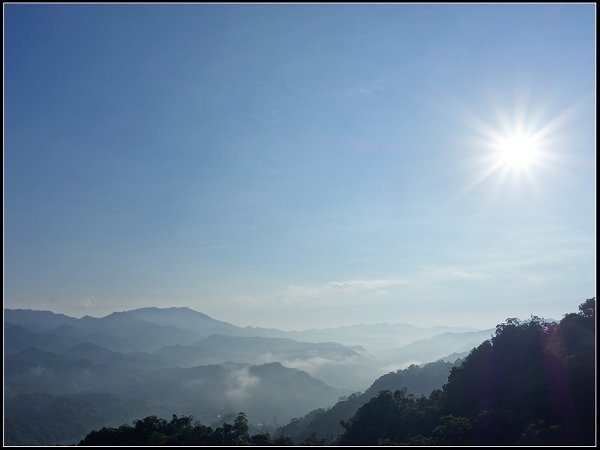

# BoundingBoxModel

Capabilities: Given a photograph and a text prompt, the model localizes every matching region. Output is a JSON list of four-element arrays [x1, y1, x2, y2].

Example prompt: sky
[[4, 4, 596, 330]]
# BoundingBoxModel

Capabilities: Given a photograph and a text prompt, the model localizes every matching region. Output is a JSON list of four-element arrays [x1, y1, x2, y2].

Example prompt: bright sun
[[453, 95, 582, 201], [495, 133, 539, 169]]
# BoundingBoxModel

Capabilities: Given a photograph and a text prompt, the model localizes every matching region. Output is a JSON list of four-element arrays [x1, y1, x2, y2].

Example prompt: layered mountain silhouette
[[4, 306, 491, 445]]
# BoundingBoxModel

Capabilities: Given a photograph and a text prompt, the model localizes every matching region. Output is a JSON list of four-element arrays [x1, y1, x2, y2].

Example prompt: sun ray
[[445, 94, 587, 209]]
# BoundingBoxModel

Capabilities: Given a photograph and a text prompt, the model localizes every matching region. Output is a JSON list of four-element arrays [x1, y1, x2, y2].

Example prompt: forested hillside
[[77, 298, 595, 446], [278, 358, 459, 443], [337, 298, 595, 445]]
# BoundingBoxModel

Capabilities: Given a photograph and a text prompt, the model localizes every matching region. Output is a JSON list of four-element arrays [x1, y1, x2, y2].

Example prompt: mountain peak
[[129, 306, 213, 318]]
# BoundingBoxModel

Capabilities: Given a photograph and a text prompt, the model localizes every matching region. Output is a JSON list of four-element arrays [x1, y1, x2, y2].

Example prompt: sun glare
[[451, 96, 581, 201], [495, 133, 539, 169]]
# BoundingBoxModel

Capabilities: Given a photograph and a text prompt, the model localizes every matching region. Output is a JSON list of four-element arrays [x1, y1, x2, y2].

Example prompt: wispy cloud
[[416, 266, 484, 282], [225, 367, 260, 401], [283, 278, 403, 302], [189, 242, 590, 328], [279, 267, 484, 306]]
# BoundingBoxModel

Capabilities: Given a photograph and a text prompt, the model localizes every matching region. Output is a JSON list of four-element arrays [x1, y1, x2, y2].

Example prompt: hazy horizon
[[5, 5, 595, 331], [2, 300, 578, 333]]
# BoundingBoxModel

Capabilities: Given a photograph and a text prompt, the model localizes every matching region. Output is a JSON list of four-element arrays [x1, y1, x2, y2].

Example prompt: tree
[[518, 420, 564, 445], [301, 433, 329, 445], [432, 415, 471, 444], [578, 297, 595, 320], [232, 412, 250, 445], [272, 435, 293, 445], [250, 433, 272, 445]]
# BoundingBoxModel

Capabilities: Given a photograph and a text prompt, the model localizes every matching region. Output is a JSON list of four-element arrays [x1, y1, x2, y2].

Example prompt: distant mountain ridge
[[5, 305, 493, 445], [5, 306, 489, 390], [4, 309, 80, 331], [127, 307, 246, 337], [380, 329, 495, 365], [6, 306, 482, 349]]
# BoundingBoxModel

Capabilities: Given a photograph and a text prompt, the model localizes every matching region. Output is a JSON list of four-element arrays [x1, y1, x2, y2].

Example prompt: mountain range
[[4, 306, 492, 445]]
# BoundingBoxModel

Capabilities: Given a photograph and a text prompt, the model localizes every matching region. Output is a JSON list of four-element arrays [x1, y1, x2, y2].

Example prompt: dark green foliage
[[337, 389, 439, 445], [250, 432, 272, 445], [79, 415, 210, 446], [431, 415, 471, 444], [272, 435, 294, 445], [301, 433, 330, 445], [517, 420, 566, 445], [443, 302, 595, 445], [558, 298, 596, 444], [79, 412, 292, 446], [337, 298, 596, 446]]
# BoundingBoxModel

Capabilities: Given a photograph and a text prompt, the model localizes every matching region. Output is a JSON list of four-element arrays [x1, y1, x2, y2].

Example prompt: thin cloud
[[225, 367, 260, 401], [282, 278, 404, 304], [279, 267, 484, 306]]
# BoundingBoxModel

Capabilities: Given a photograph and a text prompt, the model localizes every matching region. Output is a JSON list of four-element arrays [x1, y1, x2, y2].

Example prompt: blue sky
[[4, 4, 595, 329]]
